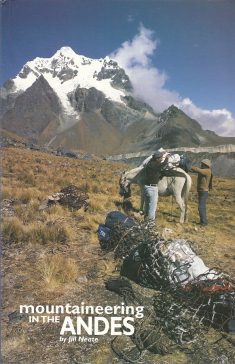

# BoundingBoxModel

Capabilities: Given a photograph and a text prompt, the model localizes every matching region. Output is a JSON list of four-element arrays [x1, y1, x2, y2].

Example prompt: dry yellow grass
[[1, 146, 235, 364], [2, 216, 27, 244], [2, 217, 72, 245], [2, 334, 28, 357], [38, 254, 78, 290]]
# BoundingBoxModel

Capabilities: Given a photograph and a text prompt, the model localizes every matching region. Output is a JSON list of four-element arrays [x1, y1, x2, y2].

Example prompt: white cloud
[[110, 25, 235, 137], [178, 98, 235, 136]]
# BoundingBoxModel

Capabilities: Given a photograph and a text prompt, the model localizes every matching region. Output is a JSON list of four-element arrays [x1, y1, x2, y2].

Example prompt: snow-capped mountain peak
[[54, 46, 78, 57], [7, 46, 132, 115]]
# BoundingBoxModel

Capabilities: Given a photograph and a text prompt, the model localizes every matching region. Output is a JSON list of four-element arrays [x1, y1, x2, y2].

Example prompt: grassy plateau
[[1, 147, 235, 364]]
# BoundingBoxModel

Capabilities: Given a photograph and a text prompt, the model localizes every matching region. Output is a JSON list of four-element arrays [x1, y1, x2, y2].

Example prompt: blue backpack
[[97, 224, 111, 244], [97, 211, 136, 250]]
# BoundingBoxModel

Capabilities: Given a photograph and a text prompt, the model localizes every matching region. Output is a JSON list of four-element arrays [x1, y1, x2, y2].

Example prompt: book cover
[[1, 1, 235, 363]]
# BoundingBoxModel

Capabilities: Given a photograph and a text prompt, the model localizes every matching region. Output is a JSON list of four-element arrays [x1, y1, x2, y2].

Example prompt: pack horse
[[119, 165, 192, 223]]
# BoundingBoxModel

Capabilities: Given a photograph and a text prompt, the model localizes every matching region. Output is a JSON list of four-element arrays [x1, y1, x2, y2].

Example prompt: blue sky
[[1, 0, 235, 135]]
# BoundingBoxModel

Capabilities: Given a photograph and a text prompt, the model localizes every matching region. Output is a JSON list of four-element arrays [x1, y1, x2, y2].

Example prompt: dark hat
[[152, 151, 164, 159]]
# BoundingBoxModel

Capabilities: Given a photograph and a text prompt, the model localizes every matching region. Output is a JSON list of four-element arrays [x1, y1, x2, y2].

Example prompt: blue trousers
[[198, 191, 208, 224], [144, 185, 158, 221]]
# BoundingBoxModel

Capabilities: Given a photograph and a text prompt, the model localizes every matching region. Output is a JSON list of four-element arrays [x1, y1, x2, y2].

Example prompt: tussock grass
[[29, 222, 71, 244], [88, 194, 111, 213], [2, 217, 72, 245], [17, 170, 37, 186], [77, 182, 91, 193], [2, 186, 44, 203], [2, 217, 27, 244], [79, 214, 100, 231], [91, 184, 101, 193], [38, 255, 78, 287], [2, 334, 27, 357], [45, 203, 69, 217], [15, 201, 47, 224]]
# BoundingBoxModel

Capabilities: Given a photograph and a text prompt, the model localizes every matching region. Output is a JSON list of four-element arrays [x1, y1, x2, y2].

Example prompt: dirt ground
[[1, 147, 235, 364]]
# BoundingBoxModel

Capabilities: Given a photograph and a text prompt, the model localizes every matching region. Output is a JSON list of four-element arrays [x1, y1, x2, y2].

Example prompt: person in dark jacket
[[191, 159, 212, 226], [143, 151, 165, 222]]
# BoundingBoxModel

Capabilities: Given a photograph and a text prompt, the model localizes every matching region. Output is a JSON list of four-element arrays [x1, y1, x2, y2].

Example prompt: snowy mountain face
[[3, 46, 132, 117], [2, 46, 234, 154], [1, 46, 161, 152]]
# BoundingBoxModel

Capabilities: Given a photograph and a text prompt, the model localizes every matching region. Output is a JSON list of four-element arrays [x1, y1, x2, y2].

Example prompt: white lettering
[[110, 317, 122, 335], [123, 317, 135, 335], [94, 317, 109, 335], [77, 317, 93, 335], [60, 317, 76, 335]]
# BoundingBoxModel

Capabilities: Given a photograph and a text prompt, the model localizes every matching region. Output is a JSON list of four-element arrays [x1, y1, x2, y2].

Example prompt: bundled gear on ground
[[97, 211, 138, 253], [39, 185, 89, 211], [98, 213, 235, 360]]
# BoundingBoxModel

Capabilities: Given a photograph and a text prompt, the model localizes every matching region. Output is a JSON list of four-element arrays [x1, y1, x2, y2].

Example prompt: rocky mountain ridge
[[1, 47, 130, 115], [1, 47, 235, 154]]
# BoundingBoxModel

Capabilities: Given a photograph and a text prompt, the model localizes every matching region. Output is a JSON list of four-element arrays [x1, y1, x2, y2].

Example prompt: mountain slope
[[1, 47, 234, 154], [50, 111, 122, 155], [1, 76, 62, 140], [151, 105, 235, 148]]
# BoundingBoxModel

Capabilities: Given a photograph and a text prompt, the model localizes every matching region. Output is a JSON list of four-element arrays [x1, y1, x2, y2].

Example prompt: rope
[[102, 223, 235, 362]]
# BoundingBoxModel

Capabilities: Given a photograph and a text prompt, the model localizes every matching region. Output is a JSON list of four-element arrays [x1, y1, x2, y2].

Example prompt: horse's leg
[[174, 192, 185, 223], [140, 185, 145, 213], [184, 200, 188, 223], [183, 180, 190, 223]]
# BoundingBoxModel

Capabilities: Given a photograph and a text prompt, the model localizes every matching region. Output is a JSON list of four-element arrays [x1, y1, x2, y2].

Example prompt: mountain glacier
[[1, 46, 235, 155], [3, 46, 131, 116]]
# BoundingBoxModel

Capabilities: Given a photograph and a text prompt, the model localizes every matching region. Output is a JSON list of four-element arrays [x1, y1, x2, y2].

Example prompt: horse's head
[[119, 171, 131, 199]]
